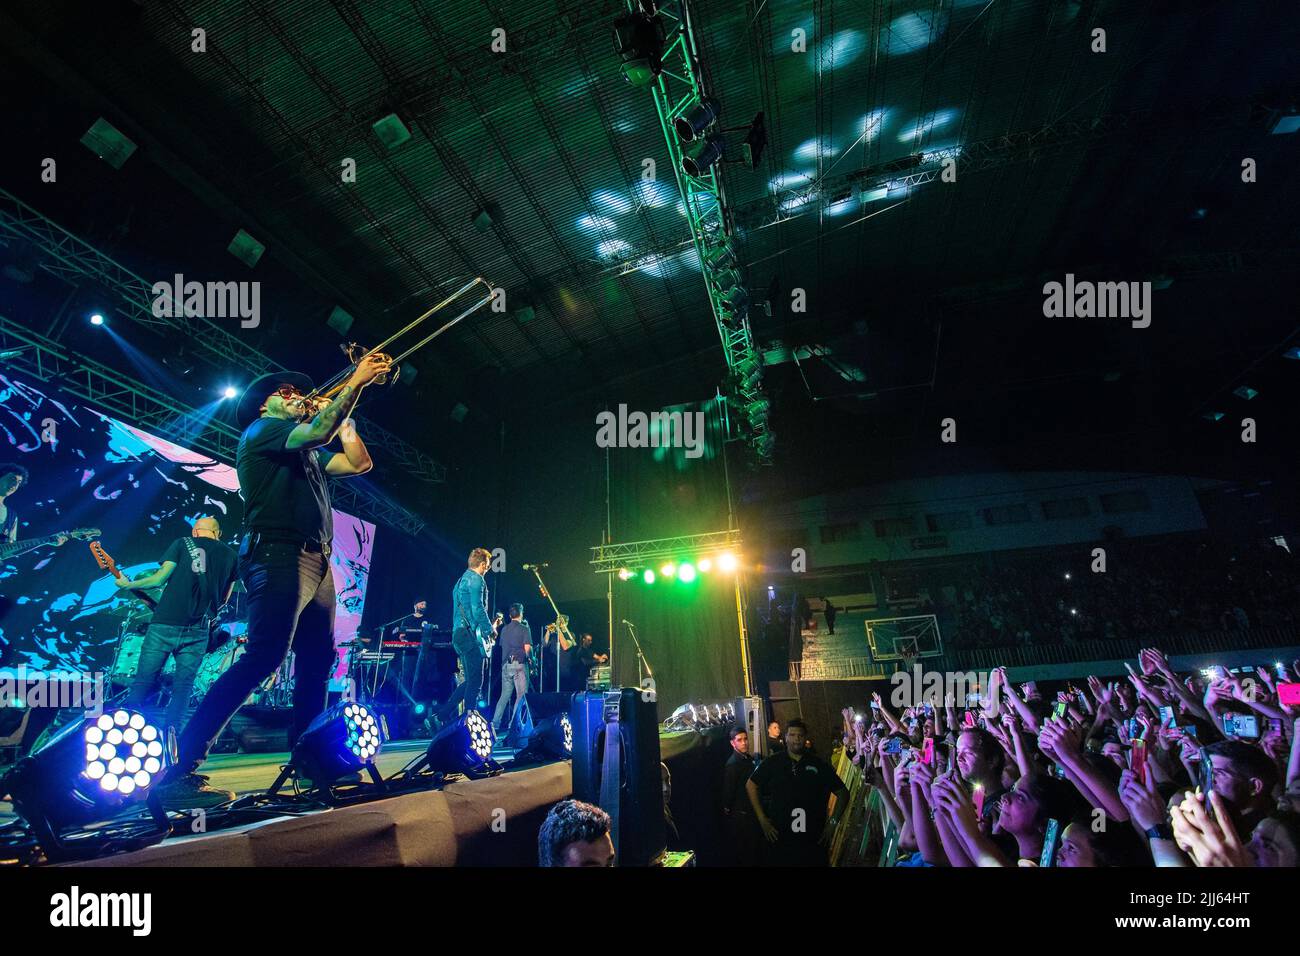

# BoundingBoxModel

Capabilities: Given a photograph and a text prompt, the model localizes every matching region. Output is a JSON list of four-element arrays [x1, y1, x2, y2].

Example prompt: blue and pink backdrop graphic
[[0, 370, 373, 686]]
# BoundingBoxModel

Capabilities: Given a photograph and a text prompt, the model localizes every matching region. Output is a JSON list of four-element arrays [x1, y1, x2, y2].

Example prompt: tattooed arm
[[286, 354, 390, 451]]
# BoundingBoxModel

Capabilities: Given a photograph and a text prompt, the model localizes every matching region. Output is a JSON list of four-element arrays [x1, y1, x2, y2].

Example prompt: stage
[[3, 724, 734, 866], [2, 739, 573, 867]]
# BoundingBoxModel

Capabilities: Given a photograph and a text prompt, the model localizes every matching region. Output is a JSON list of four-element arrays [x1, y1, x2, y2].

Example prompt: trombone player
[[160, 354, 390, 808]]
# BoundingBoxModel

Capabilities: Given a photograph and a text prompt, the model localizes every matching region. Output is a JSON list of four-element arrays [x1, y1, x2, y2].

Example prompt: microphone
[[621, 619, 635, 626], [523, 562, 550, 570]]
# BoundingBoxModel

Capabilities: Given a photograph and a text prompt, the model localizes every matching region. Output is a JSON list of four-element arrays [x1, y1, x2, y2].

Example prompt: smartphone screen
[[1199, 748, 1215, 817], [1131, 739, 1148, 786], [1052, 701, 1068, 719], [1232, 714, 1259, 739], [884, 737, 903, 755], [972, 784, 985, 818], [1039, 818, 1061, 867], [963, 711, 976, 729], [1159, 705, 1175, 725], [921, 737, 935, 766], [1278, 683, 1300, 707]]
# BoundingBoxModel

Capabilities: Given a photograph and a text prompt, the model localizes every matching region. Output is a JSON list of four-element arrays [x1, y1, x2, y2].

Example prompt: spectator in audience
[[1200, 739, 1280, 838], [766, 719, 786, 755], [722, 726, 761, 866], [746, 718, 849, 866], [538, 799, 615, 867], [1056, 815, 1149, 867]]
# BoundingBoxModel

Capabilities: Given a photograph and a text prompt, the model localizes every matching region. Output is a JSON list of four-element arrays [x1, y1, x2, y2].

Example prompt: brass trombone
[[304, 276, 496, 409]]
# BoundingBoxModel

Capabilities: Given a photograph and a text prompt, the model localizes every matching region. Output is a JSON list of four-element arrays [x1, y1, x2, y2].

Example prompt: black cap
[[236, 371, 315, 428]]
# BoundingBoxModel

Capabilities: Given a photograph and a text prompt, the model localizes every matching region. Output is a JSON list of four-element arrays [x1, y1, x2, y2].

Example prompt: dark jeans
[[126, 622, 209, 734], [438, 627, 485, 723], [176, 542, 335, 774]]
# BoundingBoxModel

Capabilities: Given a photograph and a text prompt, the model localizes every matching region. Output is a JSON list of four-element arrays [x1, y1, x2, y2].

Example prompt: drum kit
[[103, 581, 274, 709]]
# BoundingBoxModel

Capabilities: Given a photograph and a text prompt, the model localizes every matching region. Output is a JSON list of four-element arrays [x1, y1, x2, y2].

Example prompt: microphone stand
[[528, 565, 574, 693], [624, 620, 653, 689]]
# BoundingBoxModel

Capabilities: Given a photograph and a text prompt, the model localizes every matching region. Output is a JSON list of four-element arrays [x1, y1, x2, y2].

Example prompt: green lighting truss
[[0, 186, 447, 484], [0, 314, 426, 536], [590, 528, 742, 575], [626, 0, 772, 460]]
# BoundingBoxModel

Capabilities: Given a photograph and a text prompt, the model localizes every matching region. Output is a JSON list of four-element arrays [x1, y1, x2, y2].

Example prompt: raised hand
[[349, 353, 393, 387], [1170, 791, 1252, 867], [1119, 768, 1166, 831]]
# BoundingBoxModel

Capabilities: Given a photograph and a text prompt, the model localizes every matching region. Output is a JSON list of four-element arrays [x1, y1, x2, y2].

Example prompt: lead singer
[[159, 354, 391, 808]]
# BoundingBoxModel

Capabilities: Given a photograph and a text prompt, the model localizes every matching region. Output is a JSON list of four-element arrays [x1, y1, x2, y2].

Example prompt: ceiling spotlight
[[661, 562, 676, 578], [675, 98, 721, 143], [613, 8, 667, 87], [678, 562, 697, 583], [718, 552, 738, 572], [618, 568, 633, 581], [703, 243, 738, 271], [683, 135, 727, 177], [713, 267, 742, 294], [643, 568, 656, 584], [698, 557, 713, 572], [89, 314, 105, 326], [222, 386, 238, 400]]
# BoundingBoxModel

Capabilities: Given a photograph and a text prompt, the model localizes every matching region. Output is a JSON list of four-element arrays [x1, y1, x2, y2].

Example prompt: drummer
[[114, 516, 238, 735]]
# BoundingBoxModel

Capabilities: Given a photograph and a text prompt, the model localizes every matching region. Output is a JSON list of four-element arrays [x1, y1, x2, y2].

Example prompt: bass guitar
[[88, 540, 158, 610]]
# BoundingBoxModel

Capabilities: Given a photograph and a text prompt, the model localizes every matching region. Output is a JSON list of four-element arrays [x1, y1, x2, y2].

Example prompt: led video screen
[[0, 370, 373, 685]]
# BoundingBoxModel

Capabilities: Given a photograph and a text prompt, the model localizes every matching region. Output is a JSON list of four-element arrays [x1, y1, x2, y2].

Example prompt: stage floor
[[0, 737, 524, 827]]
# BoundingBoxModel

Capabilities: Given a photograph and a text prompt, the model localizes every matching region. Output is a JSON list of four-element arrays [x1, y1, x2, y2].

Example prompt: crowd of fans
[[935, 537, 1300, 649], [536, 645, 1299, 867], [830, 648, 1299, 867]]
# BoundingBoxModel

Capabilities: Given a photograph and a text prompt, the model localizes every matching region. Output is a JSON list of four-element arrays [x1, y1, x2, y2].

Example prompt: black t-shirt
[[748, 749, 846, 836], [236, 417, 333, 544], [151, 537, 239, 627], [722, 750, 756, 815]]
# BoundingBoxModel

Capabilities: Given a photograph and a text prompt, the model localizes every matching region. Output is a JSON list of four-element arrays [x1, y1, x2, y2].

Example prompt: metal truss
[[0, 314, 427, 536], [626, 0, 772, 459], [0, 186, 447, 484], [590, 528, 742, 574]]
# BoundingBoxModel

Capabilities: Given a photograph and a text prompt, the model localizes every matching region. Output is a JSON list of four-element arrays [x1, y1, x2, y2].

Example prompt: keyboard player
[[389, 600, 431, 642]]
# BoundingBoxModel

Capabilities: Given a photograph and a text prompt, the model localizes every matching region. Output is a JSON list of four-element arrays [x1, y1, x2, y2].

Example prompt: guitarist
[[0, 463, 70, 557], [435, 547, 499, 729], [114, 516, 238, 737]]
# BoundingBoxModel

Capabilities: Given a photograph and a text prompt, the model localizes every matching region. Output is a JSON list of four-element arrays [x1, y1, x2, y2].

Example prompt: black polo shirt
[[749, 749, 847, 836], [498, 620, 530, 662]]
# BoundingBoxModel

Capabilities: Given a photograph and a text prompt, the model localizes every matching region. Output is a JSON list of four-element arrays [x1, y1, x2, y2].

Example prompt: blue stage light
[[89, 314, 105, 326], [514, 710, 573, 761], [273, 701, 388, 794], [3, 710, 173, 857], [222, 386, 238, 400], [417, 709, 501, 779]]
